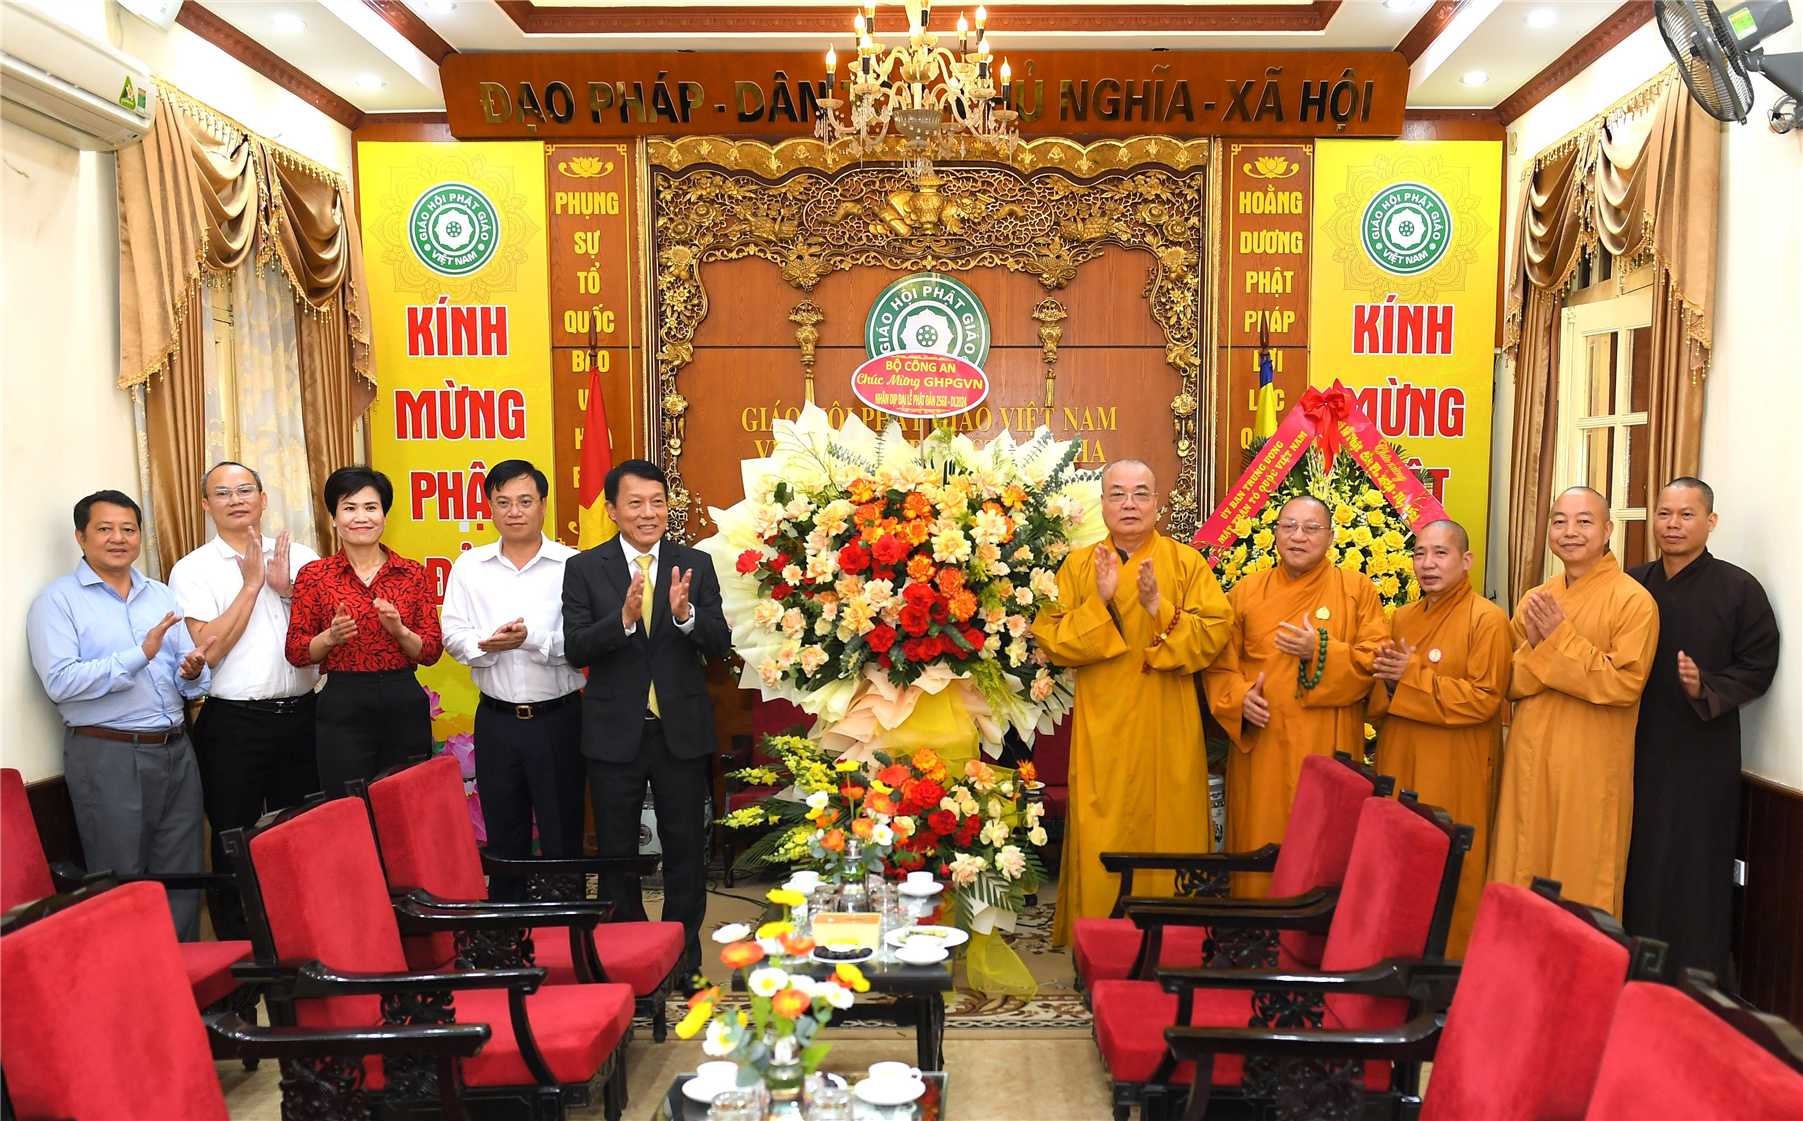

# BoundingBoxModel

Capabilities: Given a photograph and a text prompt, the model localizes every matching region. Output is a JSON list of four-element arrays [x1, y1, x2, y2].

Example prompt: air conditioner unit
[[1, 3, 157, 151]]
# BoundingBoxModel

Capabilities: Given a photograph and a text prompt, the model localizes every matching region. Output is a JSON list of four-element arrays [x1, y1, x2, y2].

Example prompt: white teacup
[[904, 871, 935, 886], [868, 1061, 923, 1083], [903, 933, 941, 951], [696, 1060, 738, 1087], [790, 870, 822, 887]]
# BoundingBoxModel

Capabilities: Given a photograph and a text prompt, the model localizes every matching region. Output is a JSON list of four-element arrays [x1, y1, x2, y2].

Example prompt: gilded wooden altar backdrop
[[645, 135, 1211, 542]]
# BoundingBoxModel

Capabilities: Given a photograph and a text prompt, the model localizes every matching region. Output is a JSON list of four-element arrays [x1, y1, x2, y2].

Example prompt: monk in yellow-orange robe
[[1203, 496, 1387, 896], [1033, 461, 1232, 946], [1490, 488, 1658, 916], [1371, 521, 1511, 957]]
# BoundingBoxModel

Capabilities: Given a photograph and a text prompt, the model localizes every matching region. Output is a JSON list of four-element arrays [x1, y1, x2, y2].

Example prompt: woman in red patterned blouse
[[286, 467, 443, 796]]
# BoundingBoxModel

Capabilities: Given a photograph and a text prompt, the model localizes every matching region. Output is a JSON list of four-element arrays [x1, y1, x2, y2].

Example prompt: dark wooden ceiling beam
[[1396, 0, 1468, 64], [175, 3, 364, 129], [496, 1, 1344, 36], [1496, 0, 1654, 124], [362, 0, 457, 65]]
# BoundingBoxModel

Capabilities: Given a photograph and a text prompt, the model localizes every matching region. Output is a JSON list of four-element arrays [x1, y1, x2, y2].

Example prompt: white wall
[[1499, 24, 1803, 792], [0, 2, 353, 781]]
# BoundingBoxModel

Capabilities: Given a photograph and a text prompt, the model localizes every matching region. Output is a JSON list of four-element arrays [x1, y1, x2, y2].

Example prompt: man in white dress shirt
[[169, 462, 319, 939], [442, 460, 586, 900]]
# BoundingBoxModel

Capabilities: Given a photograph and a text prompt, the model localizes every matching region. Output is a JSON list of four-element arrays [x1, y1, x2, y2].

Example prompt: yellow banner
[[1309, 139, 1501, 581], [359, 140, 553, 737]]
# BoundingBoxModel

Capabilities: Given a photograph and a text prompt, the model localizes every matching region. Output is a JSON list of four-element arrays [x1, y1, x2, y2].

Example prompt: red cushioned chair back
[[1317, 797, 1451, 1029], [1585, 982, 1803, 1121], [368, 755, 489, 902], [1421, 883, 1630, 1121], [1032, 719, 1071, 787], [248, 797, 409, 1028], [0, 768, 55, 913], [1266, 754, 1373, 967], [1, 881, 230, 1120], [752, 696, 813, 764]]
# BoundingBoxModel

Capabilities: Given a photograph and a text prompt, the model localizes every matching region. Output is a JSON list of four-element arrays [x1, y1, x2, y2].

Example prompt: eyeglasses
[[209, 485, 260, 500], [1276, 520, 1328, 537]]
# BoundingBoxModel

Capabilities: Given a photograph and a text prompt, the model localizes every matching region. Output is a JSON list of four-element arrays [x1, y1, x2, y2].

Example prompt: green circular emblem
[[407, 181, 501, 277], [865, 273, 990, 367], [1360, 181, 1453, 277]]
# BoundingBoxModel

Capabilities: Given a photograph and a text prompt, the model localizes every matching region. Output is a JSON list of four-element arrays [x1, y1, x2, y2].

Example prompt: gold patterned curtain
[[1502, 68, 1719, 603], [116, 81, 373, 575]]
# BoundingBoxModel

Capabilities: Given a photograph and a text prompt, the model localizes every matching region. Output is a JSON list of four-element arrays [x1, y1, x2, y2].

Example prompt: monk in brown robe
[[1491, 487, 1659, 915], [1203, 495, 1387, 895], [1371, 520, 1510, 956]]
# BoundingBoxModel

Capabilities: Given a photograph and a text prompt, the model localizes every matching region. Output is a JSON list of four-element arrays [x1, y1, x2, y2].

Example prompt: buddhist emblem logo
[[866, 272, 990, 367], [1360, 182, 1453, 277], [408, 182, 501, 277]]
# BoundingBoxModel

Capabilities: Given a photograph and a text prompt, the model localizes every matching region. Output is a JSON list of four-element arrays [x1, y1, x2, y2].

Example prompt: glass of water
[[708, 1088, 763, 1121], [805, 1085, 855, 1120]]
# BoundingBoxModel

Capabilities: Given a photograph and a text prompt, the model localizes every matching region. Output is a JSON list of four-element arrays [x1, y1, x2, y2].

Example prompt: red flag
[[577, 363, 616, 547]]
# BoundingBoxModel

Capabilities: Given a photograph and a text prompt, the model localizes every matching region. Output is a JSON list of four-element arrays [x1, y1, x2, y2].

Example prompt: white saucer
[[855, 1077, 927, 1105], [897, 880, 944, 897], [884, 924, 968, 949], [681, 1077, 743, 1104], [894, 942, 950, 965]]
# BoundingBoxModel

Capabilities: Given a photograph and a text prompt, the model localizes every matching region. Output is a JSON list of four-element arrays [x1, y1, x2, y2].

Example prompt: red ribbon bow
[[1299, 382, 1356, 460]]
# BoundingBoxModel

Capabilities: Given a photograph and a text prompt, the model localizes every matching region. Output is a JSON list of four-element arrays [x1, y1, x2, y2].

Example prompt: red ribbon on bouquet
[[1298, 384, 1356, 461]]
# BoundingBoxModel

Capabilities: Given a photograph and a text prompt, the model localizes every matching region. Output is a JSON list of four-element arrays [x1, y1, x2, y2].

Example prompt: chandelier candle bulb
[[1000, 59, 1010, 105], [826, 46, 837, 81], [957, 13, 967, 51], [975, 4, 985, 34]]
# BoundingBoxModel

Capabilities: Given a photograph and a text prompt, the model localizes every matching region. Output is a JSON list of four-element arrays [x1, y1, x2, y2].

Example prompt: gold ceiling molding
[[648, 135, 1210, 541]]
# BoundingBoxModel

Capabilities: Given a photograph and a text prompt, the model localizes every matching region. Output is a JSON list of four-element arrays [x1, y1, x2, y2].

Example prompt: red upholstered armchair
[[356, 755, 686, 1041], [1089, 792, 1472, 1121], [1030, 717, 1072, 828], [719, 696, 813, 885], [1071, 752, 1390, 992], [0, 767, 254, 1019], [2, 878, 487, 1121], [221, 796, 638, 1121], [1586, 971, 1803, 1120]]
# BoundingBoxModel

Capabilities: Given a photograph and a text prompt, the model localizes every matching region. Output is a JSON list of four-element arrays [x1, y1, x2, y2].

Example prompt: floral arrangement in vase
[[697, 402, 1105, 763], [675, 887, 870, 1094]]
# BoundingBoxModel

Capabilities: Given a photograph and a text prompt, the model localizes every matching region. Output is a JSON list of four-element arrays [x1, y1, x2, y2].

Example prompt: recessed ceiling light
[[1525, 7, 1558, 27], [355, 74, 386, 90], [1384, 0, 1418, 9], [270, 12, 305, 32], [1461, 70, 1490, 85]]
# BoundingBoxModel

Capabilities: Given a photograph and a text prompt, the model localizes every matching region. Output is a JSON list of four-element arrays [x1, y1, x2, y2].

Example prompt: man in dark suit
[[563, 459, 730, 984]]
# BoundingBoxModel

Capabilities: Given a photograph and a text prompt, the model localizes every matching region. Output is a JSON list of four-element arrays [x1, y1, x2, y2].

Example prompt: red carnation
[[872, 534, 910, 567], [866, 625, 897, 653], [878, 652, 893, 669], [911, 779, 946, 808], [838, 542, 870, 574], [901, 639, 923, 662], [918, 635, 945, 660], [902, 582, 938, 608], [899, 604, 931, 637], [772, 584, 794, 599], [956, 816, 981, 846], [929, 600, 949, 623], [894, 850, 926, 870], [927, 810, 958, 835], [736, 550, 763, 575]]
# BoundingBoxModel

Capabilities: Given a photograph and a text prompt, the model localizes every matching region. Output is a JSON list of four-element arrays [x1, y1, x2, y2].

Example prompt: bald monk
[[1370, 520, 1510, 956], [1033, 459, 1232, 946], [1490, 487, 1658, 915], [1203, 495, 1387, 895]]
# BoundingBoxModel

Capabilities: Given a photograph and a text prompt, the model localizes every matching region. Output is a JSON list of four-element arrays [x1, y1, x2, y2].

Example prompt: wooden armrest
[[1164, 1011, 1445, 1064], [47, 862, 232, 894], [393, 896, 606, 934], [205, 1011, 491, 1060], [397, 887, 615, 921], [478, 852, 660, 878], [1117, 886, 1332, 914], [1126, 899, 1336, 933], [1100, 845, 1280, 875], [234, 958, 547, 997], [1156, 960, 1415, 997]]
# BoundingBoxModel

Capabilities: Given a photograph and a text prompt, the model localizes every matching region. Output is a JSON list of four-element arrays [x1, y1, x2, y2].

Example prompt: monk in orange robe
[[1203, 495, 1387, 896], [1033, 460, 1232, 946], [1490, 487, 1659, 916], [1370, 520, 1510, 956]]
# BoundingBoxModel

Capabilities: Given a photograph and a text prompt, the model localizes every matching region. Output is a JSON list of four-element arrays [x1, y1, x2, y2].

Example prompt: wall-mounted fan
[[1657, 0, 1802, 133]]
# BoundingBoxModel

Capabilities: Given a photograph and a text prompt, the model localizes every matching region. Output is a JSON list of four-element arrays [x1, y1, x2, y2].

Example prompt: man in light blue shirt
[[26, 490, 213, 939]]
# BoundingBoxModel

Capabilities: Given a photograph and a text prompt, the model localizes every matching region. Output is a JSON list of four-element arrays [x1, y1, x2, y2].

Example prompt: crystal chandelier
[[816, 1, 1020, 177]]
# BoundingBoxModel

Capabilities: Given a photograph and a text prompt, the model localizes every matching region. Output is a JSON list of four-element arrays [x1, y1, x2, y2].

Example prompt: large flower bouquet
[[1212, 446, 1429, 623], [722, 736, 1050, 926], [697, 402, 1105, 762]]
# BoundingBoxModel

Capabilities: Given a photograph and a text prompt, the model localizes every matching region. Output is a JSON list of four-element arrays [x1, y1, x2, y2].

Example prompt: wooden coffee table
[[652, 1070, 949, 1121], [728, 954, 955, 1072]]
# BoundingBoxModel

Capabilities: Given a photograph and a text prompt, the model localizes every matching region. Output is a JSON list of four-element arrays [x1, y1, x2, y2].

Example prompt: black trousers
[[588, 718, 708, 975], [192, 695, 319, 939], [315, 670, 433, 799], [474, 696, 586, 902]]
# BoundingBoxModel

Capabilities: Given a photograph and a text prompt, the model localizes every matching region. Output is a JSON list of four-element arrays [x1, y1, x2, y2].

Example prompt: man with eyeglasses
[[1203, 494, 1387, 896], [1368, 519, 1510, 957], [167, 462, 320, 938], [1490, 486, 1658, 917], [442, 460, 585, 901], [1033, 459, 1232, 944]]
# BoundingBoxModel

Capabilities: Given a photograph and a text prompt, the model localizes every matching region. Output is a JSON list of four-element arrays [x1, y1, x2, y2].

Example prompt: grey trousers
[[62, 729, 205, 941]]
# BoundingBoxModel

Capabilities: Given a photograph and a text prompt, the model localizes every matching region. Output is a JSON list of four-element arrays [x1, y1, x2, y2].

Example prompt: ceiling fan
[[1656, 0, 1802, 132]]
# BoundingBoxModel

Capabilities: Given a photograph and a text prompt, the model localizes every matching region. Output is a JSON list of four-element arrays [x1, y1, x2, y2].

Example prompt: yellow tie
[[636, 553, 660, 717]]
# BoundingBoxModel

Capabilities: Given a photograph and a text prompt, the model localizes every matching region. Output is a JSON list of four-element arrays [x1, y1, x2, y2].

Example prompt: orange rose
[[907, 554, 936, 582], [911, 747, 942, 773], [821, 829, 846, 852], [904, 520, 932, 546], [948, 589, 978, 621], [720, 942, 765, 969], [1001, 485, 1027, 508], [935, 567, 965, 594], [771, 988, 812, 1019], [903, 492, 933, 520], [851, 817, 875, 839]]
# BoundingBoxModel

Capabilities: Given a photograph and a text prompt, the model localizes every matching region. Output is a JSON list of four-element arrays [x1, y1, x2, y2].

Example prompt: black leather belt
[[479, 691, 581, 720], [211, 695, 313, 715]]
